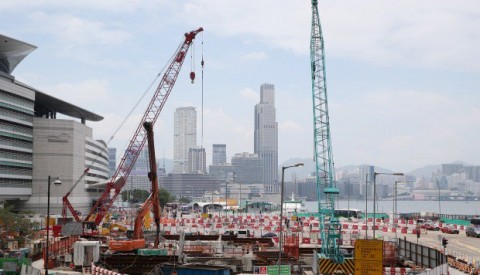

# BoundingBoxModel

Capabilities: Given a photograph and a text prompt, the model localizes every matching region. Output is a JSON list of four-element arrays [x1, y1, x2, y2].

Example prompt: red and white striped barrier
[[91, 263, 125, 275]]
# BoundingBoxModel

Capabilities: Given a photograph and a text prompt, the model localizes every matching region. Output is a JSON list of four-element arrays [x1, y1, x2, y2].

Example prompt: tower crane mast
[[85, 27, 203, 225], [310, 0, 343, 263]]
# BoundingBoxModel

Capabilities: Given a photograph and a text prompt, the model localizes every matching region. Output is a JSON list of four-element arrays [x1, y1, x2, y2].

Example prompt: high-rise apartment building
[[188, 146, 206, 174], [254, 83, 278, 193], [173, 107, 196, 173], [212, 144, 226, 165], [358, 164, 374, 198]]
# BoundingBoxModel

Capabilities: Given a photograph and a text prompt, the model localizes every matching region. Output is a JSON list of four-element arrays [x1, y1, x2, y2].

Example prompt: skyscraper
[[188, 146, 206, 174], [173, 107, 197, 173], [254, 83, 278, 193], [212, 144, 227, 165]]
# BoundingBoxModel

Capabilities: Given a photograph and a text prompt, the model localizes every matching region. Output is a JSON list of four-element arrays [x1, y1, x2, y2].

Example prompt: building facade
[[173, 107, 196, 173], [188, 146, 206, 174], [231, 152, 263, 185], [108, 147, 116, 178], [157, 173, 221, 199], [212, 144, 226, 165], [254, 83, 278, 193], [0, 34, 106, 215]]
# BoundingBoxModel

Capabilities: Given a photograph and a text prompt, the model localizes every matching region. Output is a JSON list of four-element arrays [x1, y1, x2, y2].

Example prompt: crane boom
[[143, 121, 161, 248], [62, 168, 89, 222], [310, 0, 343, 263], [86, 27, 204, 225]]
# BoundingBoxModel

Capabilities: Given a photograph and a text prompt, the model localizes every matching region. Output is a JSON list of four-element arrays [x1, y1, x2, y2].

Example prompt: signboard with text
[[253, 265, 291, 275], [354, 239, 383, 275]]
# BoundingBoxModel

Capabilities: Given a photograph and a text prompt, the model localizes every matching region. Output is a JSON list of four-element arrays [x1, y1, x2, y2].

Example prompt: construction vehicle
[[109, 122, 161, 251], [310, 0, 343, 263], [100, 223, 128, 236], [60, 27, 203, 229]]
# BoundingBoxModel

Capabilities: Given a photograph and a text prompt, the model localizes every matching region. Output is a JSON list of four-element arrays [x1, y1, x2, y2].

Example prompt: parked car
[[422, 222, 439, 231], [466, 225, 480, 238], [441, 225, 459, 234]]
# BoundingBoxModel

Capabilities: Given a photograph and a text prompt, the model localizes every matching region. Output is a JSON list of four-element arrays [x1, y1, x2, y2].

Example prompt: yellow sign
[[354, 261, 383, 275], [354, 239, 383, 275]]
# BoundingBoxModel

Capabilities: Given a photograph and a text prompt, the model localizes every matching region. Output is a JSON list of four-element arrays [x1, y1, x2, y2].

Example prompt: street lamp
[[278, 163, 304, 270], [365, 173, 369, 239], [436, 178, 442, 220], [45, 176, 61, 275], [345, 177, 356, 220], [373, 172, 403, 239]]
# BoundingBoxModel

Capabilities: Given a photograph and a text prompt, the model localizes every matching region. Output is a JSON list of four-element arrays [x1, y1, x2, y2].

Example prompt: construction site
[[1, 0, 479, 275]]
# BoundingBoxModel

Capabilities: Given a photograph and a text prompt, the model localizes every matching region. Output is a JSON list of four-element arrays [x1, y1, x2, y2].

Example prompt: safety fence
[[398, 238, 446, 268]]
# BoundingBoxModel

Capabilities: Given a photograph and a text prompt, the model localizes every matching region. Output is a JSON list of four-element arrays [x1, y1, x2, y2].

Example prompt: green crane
[[310, 0, 343, 263]]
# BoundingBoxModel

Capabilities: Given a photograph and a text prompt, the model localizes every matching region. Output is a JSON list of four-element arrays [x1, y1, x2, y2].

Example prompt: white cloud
[[239, 87, 258, 103], [29, 12, 131, 46], [178, 0, 480, 72], [42, 79, 110, 109], [241, 51, 267, 62], [331, 89, 480, 171]]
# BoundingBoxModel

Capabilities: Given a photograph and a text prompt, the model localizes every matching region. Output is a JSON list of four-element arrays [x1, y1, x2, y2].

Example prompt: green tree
[[159, 188, 174, 208], [178, 196, 191, 204], [0, 204, 38, 248], [121, 189, 150, 203]]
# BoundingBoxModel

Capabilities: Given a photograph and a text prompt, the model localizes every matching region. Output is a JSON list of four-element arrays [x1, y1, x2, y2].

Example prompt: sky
[[2, 0, 480, 173]]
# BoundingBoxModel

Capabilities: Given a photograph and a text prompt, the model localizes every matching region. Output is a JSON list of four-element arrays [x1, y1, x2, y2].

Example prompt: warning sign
[[354, 239, 383, 275]]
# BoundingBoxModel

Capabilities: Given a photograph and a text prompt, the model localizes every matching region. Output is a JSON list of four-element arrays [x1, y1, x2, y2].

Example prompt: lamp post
[[45, 176, 61, 275], [373, 172, 403, 239], [278, 163, 304, 271], [345, 177, 356, 220], [436, 178, 442, 220], [364, 173, 369, 239], [393, 180, 400, 240]]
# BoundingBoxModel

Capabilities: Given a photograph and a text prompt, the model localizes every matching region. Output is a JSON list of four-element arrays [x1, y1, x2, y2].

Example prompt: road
[[377, 229, 480, 263]]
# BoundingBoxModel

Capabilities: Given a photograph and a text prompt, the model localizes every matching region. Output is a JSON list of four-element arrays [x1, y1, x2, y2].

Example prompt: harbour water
[[305, 200, 480, 215]]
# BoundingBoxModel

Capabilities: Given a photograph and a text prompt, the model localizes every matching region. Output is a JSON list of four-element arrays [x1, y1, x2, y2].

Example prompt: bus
[[334, 208, 363, 219]]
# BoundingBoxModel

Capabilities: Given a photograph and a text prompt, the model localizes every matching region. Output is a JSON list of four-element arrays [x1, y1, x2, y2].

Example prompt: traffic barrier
[[91, 263, 124, 275], [302, 237, 311, 244], [383, 267, 411, 274]]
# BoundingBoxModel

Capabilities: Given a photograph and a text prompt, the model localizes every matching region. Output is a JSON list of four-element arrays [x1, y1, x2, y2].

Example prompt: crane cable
[[201, 32, 205, 148], [78, 38, 183, 181]]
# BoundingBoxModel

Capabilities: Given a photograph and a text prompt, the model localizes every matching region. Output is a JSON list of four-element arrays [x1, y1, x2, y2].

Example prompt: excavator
[[108, 122, 161, 252]]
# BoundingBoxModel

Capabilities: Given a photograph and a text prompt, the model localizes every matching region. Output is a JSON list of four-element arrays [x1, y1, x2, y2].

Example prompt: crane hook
[[190, 71, 195, 83]]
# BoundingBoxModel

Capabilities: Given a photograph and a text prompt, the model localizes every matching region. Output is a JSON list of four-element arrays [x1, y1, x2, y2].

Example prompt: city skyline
[[2, 1, 479, 172]]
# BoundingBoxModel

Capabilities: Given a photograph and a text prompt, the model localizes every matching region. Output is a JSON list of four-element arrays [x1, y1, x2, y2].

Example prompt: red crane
[[62, 168, 89, 222], [84, 27, 203, 225], [108, 121, 161, 251]]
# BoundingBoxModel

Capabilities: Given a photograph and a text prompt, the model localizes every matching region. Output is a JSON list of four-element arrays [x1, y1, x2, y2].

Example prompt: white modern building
[[254, 83, 278, 194], [173, 107, 197, 173], [0, 33, 107, 215]]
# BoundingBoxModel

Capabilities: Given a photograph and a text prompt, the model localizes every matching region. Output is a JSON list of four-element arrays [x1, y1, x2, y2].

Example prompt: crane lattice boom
[[86, 27, 203, 225], [310, 0, 343, 263]]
